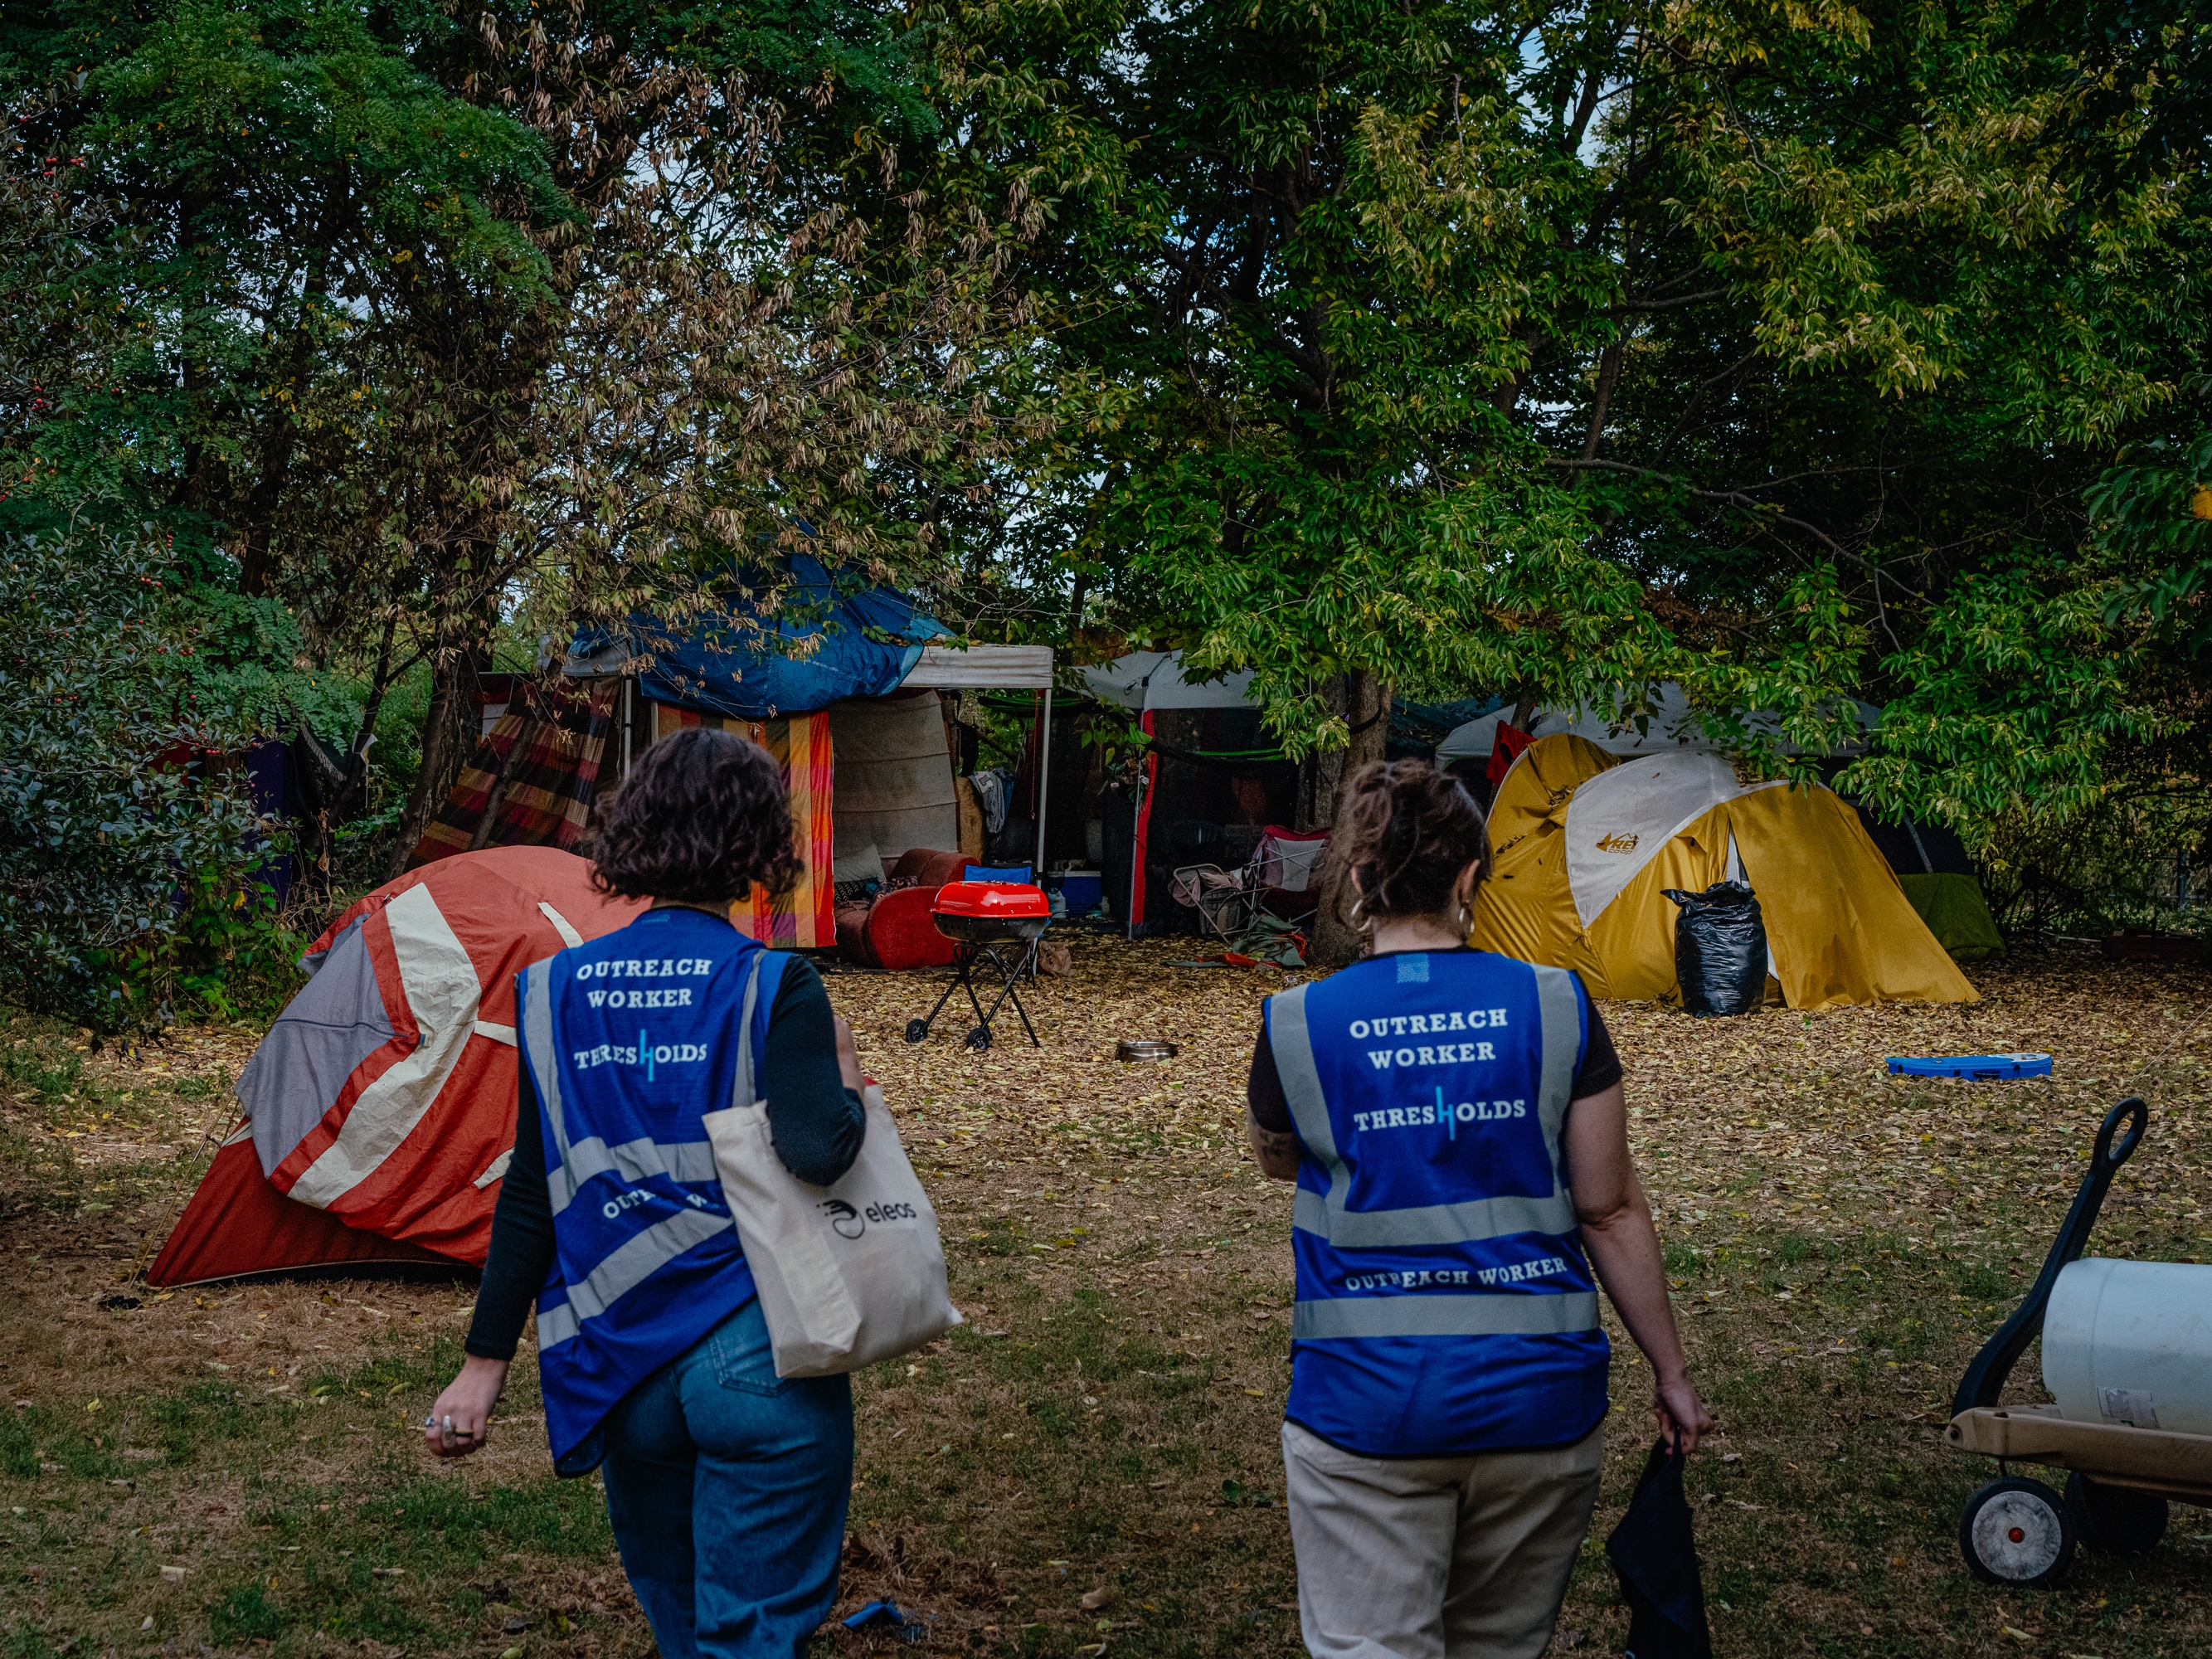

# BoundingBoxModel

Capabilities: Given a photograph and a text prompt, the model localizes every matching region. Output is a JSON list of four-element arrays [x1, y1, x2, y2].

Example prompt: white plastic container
[[2042, 1258, 2212, 1435]]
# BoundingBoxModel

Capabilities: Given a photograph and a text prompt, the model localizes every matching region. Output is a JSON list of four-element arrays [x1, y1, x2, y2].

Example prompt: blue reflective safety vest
[[1266, 949, 1611, 1457], [517, 907, 787, 1469]]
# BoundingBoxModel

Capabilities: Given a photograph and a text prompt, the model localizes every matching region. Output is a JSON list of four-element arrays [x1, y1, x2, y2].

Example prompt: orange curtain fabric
[[652, 703, 835, 949]]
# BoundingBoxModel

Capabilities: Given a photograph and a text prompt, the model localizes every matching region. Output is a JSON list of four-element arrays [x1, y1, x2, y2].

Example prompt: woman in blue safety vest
[[1247, 759, 1709, 1659], [425, 728, 869, 1659]]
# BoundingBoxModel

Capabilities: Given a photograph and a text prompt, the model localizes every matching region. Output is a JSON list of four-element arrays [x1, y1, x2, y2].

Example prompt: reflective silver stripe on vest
[[1271, 964, 1583, 1248], [732, 955, 762, 1108], [1288, 1186, 1571, 1243], [522, 959, 572, 1164], [536, 1299, 580, 1350], [547, 1136, 721, 1215], [1291, 1290, 1600, 1340], [537, 1209, 740, 1351], [537, 1204, 734, 1340]]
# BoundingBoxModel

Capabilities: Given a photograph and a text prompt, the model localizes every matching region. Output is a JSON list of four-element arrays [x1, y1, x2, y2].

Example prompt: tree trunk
[[1294, 681, 1344, 834], [388, 647, 486, 876], [237, 166, 351, 597], [1305, 671, 1392, 969], [173, 184, 221, 518]]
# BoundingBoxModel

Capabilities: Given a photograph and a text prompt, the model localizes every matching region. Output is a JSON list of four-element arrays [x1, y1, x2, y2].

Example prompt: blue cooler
[[1057, 870, 1103, 917]]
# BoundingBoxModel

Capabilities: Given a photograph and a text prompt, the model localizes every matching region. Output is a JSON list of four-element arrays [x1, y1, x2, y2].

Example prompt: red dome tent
[[147, 848, 647, 1287]]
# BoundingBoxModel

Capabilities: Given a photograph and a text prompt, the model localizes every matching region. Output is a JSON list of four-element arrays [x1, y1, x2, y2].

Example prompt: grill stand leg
[[959, 947, 996, 1031], [914, 929, 1049, 1049], [907, 956, 980, 1044], [970, 944, 1042, 1048]]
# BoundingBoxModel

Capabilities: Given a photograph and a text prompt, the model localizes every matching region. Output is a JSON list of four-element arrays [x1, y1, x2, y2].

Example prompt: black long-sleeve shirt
[[465, 954, 863, 1360]]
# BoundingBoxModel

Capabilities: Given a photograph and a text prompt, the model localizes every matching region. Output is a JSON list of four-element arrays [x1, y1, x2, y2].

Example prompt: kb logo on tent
[[821, 1199, 867, 1240]]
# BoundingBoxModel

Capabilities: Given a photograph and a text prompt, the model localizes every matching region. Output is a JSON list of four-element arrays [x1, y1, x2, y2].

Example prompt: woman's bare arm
[[1247, 1106, 1302, 1181], [1563, 1081, 1712, 1452]]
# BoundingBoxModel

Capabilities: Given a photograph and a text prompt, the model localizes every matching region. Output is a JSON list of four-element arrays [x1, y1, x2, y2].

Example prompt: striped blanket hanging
[[410, 679, 618, 866]]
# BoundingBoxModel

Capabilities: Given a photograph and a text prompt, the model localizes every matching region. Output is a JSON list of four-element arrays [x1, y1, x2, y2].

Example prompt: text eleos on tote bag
[[702, 956, 962, 1377]]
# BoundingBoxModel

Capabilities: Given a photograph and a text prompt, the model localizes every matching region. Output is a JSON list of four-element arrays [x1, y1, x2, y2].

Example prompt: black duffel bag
[[1660, 880, 1767, 1017]]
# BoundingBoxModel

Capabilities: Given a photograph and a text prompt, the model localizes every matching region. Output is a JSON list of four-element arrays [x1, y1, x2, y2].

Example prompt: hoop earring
[[1349, 895, 1371, 935]]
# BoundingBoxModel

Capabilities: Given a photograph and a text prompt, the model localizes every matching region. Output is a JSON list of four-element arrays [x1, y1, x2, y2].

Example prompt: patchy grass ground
[[1, 939, 2207, 1659]]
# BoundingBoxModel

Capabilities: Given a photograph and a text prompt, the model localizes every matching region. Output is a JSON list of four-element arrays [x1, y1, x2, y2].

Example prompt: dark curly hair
[[590, 727, 802, 907], [1331, 758, 1490, 925]]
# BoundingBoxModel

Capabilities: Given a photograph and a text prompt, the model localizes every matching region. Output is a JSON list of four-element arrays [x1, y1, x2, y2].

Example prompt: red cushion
[[862, 886, 962, 970], [888, 847, 969, 888], [835, 903, 882, 969]]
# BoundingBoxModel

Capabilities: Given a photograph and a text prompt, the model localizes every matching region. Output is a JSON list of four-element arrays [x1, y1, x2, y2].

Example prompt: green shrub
[[0, 523, 282, 1029]]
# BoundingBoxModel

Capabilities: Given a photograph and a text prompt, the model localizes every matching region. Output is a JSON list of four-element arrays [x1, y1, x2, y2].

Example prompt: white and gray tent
[[1436, 683, 1881, 766]]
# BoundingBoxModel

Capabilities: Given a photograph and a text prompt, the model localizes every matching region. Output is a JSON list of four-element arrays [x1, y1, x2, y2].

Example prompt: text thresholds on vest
[[1344, 1005, 1524, 1136], [567, 957, 717, 1073]]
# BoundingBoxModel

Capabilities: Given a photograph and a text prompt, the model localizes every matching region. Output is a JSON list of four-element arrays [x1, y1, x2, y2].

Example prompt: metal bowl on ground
[[1116, 1040, 1179, 1063]]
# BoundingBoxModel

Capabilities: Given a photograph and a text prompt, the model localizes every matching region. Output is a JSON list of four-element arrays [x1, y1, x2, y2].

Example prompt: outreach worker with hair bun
[[425, 727, 868, 1659], [1246, 758, 1709, 1659]]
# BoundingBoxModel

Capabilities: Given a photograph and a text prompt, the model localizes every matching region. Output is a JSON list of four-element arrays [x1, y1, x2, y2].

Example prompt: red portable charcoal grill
[[904, 881, 1050, 1051]]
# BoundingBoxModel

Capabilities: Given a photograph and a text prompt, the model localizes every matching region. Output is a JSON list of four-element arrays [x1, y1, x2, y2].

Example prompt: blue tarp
[[574, 555, 945, 719]]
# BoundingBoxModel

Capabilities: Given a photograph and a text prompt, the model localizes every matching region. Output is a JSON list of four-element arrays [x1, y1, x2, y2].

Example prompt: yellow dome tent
[[1468, 737, 1977, 1010]]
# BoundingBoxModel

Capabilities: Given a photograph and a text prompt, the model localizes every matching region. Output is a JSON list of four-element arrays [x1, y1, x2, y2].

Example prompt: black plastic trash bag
[[1605, 1439, 1713, 1659], [1661, 880, 1767, 1017]]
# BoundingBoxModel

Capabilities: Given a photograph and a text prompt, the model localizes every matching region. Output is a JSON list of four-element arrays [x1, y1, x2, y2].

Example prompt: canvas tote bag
[[701, 955, 963, 1377]]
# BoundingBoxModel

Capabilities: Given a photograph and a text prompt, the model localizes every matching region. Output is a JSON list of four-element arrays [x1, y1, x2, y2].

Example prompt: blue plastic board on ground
[[1886, 1053, 2054, 1081]]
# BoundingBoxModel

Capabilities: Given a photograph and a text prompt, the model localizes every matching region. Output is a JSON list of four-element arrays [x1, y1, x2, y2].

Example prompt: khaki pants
[[1281, 1417, 1604, 1659]]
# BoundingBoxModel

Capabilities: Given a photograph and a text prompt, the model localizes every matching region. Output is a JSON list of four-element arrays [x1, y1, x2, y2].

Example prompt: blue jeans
[[600, 1297, 854, 1659]]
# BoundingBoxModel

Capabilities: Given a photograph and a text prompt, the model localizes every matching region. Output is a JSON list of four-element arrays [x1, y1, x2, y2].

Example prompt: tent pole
[[1033, 682, 1053, 878], [622, 678, 634, 778], [1129, 778, 1142, 941], [1905, 818, 1932, 873]]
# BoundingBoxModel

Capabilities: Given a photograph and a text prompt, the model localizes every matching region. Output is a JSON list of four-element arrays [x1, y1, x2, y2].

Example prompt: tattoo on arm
[[1247, 1112, 1301, 1180]]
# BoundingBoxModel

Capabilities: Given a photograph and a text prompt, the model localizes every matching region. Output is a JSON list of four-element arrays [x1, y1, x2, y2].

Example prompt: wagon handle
[[1950, 1097, 2148, 1418]]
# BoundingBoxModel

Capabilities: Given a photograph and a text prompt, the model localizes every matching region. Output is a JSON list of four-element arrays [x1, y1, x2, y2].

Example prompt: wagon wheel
[[1959, 1477, 2074, 1587], [2064, 1472, 2168, 1557]]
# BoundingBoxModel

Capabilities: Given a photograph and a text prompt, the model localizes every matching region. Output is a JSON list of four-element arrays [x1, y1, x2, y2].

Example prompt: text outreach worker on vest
[[425, 728, 869, 1659], [1247, 761, 1710, 1659]]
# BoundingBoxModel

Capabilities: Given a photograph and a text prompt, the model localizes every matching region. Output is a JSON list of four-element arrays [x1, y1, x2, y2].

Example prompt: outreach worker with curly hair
[[425, 727, 867, 1659], [1246, 759, 1710, 1659]]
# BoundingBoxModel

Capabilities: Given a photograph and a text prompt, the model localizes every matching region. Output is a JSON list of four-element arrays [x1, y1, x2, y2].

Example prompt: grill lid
[[932, 880, 1050, 920]]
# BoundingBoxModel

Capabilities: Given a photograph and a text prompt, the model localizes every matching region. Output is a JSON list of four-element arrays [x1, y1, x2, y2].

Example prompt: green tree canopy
[[946, 0, 2210, 836], [4, 0, 1050, 873]]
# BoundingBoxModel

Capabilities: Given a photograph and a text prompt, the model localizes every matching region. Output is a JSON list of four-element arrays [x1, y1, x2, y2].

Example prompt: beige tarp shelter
[[826, 692, 961, 875], [1468, 736, 1977, 1010]]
